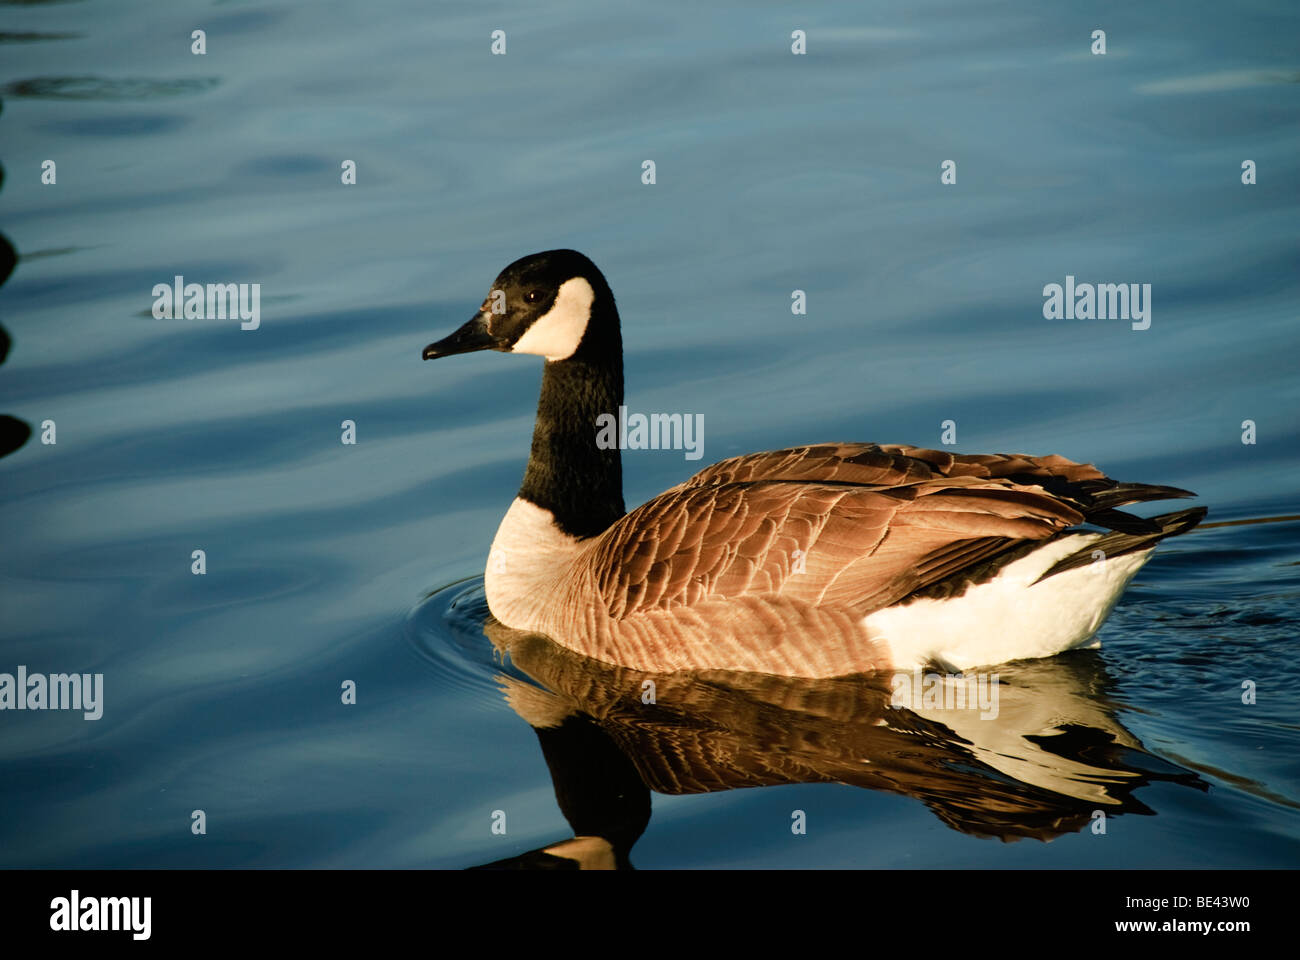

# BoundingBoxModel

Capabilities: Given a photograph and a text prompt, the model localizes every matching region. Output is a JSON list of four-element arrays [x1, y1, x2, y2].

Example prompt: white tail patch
[[511, 277, 594, 360], [865, 534, 1154, 671]]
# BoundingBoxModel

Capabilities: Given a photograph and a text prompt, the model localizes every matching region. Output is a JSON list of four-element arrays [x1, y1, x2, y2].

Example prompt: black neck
[[518, 338, 625, 539]]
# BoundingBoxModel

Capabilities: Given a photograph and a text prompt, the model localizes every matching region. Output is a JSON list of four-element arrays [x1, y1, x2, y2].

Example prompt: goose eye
[[524, 290, 543, 304]]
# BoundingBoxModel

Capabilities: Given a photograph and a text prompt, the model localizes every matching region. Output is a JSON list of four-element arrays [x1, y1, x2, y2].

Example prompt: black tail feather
[[1084, 508, 1163, 534], [1035, 506, 1208, 582], [1083, 482, 1197, 511]]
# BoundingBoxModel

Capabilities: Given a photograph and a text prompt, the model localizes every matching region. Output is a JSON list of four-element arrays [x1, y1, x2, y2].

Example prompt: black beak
[[422, 313, 503, 360]]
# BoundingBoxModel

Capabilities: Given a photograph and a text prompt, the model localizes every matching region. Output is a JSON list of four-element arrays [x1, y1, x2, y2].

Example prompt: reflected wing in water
[[424, 584, 1204, 868]]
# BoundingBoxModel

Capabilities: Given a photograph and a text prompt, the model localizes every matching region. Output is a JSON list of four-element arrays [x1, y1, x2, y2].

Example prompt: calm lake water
[[1, 0, 1297, 868]]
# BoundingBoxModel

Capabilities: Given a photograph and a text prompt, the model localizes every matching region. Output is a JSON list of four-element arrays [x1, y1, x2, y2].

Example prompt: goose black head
[[423, 249, 619, 364]]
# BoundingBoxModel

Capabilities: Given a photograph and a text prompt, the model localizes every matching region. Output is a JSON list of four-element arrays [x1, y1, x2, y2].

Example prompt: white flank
[[865, 534, 1153, 671], [511, 277, 594, 360]]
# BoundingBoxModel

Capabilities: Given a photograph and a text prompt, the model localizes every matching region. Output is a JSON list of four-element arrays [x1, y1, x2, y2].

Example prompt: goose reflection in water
[[456, 612, 1205, 869]]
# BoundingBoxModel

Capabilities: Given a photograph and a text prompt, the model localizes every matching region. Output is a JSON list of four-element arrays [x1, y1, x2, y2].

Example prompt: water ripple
[[2, 76, 220, 100]]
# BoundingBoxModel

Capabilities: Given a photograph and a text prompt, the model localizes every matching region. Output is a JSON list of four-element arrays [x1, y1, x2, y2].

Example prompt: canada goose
[[422, 250, 1206, 678]]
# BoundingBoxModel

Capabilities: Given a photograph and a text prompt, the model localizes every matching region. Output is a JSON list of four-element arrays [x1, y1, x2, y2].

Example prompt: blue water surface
[[0, 0, 1297, 868]]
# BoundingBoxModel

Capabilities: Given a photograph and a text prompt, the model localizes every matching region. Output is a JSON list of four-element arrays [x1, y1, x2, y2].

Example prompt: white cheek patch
[[510, 277, 594, 361]]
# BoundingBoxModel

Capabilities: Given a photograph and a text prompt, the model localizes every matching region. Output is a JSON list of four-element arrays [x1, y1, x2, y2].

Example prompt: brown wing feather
[[682, 442, 1109, 490], [588, 475, 1084, 620], [584, 442, 1195, 623], [677, 441, 1189, 530]]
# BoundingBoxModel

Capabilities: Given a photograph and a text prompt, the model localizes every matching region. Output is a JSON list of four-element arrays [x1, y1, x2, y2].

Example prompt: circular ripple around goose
[[404, 577, 521, 701]]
